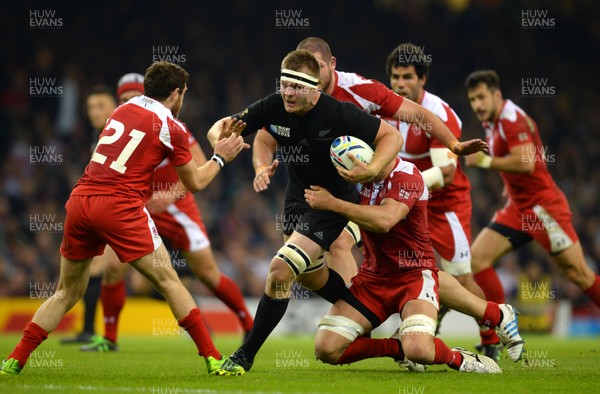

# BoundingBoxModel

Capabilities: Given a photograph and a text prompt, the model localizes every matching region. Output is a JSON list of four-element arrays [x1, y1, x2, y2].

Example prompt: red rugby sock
[[433, 337, 457, 365], [474, 268, 506, 303], [211, 275, 254, 332], [337, 337, 401, 365], [100, 280, 126, 343], [583, 274, 600, 310], [178, 308, 220, 359], [8, 322, 48, 368], [478, 301, 502, 328]]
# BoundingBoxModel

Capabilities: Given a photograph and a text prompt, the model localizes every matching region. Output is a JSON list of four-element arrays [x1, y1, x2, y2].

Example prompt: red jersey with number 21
[[72, 95, 193, 200]]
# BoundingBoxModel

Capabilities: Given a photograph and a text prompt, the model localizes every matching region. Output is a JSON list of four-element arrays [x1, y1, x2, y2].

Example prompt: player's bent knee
[[400, 314, 437, 337], [400, 314, 437, 364], [440, 258, 472, 276], [318, 315, 365, 342], [330, 232, 355, 254], [314, 328, 350, 365], [402, 336, 435, 364], [275, 242, 322, 278]]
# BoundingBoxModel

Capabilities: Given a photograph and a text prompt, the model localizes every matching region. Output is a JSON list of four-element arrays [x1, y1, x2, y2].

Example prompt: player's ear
[[330, 56, 337, 70]]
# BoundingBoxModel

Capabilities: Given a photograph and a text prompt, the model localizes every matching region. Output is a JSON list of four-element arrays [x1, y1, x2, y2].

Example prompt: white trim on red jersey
[[127, 95, 187, 151], [334, 71, 383, 113], [420, 91, 462, 129]]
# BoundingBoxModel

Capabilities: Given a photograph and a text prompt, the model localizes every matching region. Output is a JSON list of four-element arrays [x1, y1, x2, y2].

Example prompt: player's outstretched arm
[[465, 143, 535, 174], [304, 185, 408, 233], [175, 134, 249, 192], [396, 99, 488, 155], [253, 129, 279, 192], [146, 143, 210, 214]]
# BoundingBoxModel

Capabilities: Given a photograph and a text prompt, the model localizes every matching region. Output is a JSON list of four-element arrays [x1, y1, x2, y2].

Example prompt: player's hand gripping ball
[[330, 136, 374, 170]]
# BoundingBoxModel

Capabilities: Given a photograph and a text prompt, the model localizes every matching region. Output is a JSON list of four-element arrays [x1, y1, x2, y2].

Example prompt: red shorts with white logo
[[492, 193, 578, 254], [151, 194, 210, 252], [349, 268, 439, 324], [428, 199, 472, 275], [60, 195, 162, 262]]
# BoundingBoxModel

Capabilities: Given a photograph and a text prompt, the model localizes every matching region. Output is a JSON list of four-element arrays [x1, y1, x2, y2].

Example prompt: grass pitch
[[0, 333, 598, 394]]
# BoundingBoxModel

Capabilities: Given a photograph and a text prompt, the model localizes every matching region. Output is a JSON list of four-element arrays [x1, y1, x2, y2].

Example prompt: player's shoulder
[[334, 70, 374, 89], [127, 95, 170, 118], [257, 93, 284, 111], [389, 159, 423, 186], [319, 92, 355, 111], [421, 91, 459, 123], [386, 159, 427, 200], [177, 121, 197, 144], [499, 99, 528, 124], [237, 93, 282, 120]]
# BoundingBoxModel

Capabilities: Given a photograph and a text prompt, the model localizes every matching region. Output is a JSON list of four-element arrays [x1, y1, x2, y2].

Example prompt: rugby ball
[[330, 136, 374, 170]]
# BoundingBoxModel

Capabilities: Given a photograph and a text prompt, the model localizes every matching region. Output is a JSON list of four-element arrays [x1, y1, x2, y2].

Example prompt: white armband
[[430, 147, 457, 168], [474, 151, 492, 169], [422, 166, 444, 190]]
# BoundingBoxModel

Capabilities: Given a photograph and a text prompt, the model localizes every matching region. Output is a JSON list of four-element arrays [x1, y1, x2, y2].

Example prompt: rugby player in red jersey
[[384, 44, 504, 360], [81, 73, 254, 352], [0, 62, 247, 377], [305, 157, 504, 373], [465, 70, 600, 344]]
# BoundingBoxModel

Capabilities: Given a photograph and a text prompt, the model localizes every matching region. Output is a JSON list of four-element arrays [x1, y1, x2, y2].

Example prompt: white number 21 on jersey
[[91, 119, 145, 174]]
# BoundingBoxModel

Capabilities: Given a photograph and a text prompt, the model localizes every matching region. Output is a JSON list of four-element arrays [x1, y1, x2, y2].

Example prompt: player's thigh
[[329, 225, 359, 253], [471, 227, 513, 272], [129, 244, 179, 289], [89, 256, 104, 276], [56, 256, 93, 299], [99, 245, 129, 284]]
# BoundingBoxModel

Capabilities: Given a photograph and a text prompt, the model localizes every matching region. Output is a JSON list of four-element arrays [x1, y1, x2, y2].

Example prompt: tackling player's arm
[[465, 143, 535, 174], [147, 140, 213, 213], [395, 100, 487, 156], [304, 185, 408, 233], [253, 129, 279, 192]]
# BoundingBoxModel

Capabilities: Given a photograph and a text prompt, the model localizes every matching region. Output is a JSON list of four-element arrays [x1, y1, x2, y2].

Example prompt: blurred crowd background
[[1, 1, 599, 326]]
